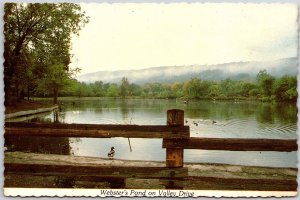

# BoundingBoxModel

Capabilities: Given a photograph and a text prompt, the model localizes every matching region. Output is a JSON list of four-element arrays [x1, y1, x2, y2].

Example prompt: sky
[[70, 3, 298, 75]]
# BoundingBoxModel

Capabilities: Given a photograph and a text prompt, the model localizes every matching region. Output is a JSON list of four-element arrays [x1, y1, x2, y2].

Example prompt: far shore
[[31, 96, 296, 104], [6, 95, 295, 115], [31, 96, 265, 102]]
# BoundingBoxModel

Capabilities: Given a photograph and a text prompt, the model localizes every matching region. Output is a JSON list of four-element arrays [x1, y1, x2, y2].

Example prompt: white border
[[0, 0, 299, 199], [3, 188, 298, 197]]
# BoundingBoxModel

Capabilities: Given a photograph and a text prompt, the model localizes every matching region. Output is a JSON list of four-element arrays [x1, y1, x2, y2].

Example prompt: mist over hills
[[77, 57, 297, 84]]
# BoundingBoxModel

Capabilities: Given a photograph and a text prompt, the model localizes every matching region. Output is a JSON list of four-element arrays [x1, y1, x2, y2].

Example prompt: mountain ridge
[[77, 57, 297, 84]]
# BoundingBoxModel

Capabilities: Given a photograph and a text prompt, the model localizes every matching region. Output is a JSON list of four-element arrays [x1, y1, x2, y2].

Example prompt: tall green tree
[[120, 77, 130, 98], [256, 70, 275, 96], [4, 3, 89, 105], [37, 63, 80, 104]]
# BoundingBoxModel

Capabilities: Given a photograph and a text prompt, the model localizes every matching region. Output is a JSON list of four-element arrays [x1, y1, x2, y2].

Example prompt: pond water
[[6, 99, 298, 168]]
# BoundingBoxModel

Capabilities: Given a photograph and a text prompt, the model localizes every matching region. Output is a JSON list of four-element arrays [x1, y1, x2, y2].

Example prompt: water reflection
[[37, 98, 297, 127], [120, 99, 130, 121], [6, 99, 298, 167], [69, 138, 165, 161], [256, 104, 275, 124], [275, 103, 298, 123]]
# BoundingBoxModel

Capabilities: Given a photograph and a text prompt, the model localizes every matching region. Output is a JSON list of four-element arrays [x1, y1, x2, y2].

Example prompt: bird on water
[[108, 147, 115, 159]]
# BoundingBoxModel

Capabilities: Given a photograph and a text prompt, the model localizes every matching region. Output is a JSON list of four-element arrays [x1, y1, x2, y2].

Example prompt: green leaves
[[256, 69, 275, 96], [274, 76, 297, 102], [4, 3, 89, 104], [107, 84, 119, 97], [120, 77, 130, 98]]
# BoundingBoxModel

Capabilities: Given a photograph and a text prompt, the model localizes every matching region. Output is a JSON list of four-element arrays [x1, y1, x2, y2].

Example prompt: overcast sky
[[70, 3, 298, 75]]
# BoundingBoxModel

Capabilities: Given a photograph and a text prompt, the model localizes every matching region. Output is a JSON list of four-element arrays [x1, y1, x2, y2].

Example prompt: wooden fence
[[4, 109, 298, 168], [4, 109, 298, 190]]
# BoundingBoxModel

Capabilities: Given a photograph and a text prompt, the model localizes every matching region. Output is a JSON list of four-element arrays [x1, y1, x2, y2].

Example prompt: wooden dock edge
[[5, 105, 59, 119]]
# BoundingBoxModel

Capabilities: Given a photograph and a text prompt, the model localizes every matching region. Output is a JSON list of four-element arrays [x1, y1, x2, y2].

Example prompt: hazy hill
[[77, 57, 297, 84]]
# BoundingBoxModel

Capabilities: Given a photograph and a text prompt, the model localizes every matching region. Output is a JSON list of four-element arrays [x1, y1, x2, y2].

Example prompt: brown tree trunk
[[27, 86, 30, 101], [53, 87, 58, 105], [4, 76, 13, 106]]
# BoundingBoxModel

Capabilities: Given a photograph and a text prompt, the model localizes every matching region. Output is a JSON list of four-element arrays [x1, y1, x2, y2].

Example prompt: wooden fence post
[[166, 109, 184, 168]]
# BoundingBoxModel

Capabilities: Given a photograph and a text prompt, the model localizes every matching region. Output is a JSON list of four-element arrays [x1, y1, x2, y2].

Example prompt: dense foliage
[[38, 70, 297, 103], [4, 3, 89, 105]]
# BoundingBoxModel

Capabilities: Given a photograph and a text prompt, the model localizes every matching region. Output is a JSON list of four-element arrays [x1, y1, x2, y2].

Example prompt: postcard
[[3, 2, 298, 197]]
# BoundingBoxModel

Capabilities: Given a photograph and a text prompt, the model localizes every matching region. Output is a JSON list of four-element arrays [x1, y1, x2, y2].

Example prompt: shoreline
[[5, 100, 58, 119], [5, 100, 56, 114], [31, 96, 296, 104]]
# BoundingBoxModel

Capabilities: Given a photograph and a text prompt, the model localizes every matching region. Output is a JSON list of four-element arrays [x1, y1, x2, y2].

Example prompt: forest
[[36, 70, 297, 103]]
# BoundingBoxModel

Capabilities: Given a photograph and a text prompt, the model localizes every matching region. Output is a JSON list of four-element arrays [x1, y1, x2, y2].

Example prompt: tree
[[240, 82, 256, 97], [36, 63, 79, 104], [120, 77, 129, 98], [220, 79, 238, 97], [249, 88, 260, 97], [171, 82, 184, 98], [183, 78, 209, 98], [256, 70, 275, 96], [274, 76, 297, 102], [4, 3, 89, 105], [92, 81, 105, 97], [129, 83, 142, 96], [106, 84, 119, 97], [183, 78, 199, 98], [208, 84, 221, 97]]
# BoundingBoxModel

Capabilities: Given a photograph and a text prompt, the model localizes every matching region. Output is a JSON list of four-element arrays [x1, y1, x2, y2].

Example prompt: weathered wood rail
[[5, 122, 190, 139], [4, 109, 298, 190], [163, 138, 297, 152], [4, 162, 297, 191], [4, 109, 298, 167], [5, 163, 188, 179], [4, 152, 298, 191]]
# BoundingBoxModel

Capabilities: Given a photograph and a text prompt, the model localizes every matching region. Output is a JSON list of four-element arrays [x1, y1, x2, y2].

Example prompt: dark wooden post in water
[[166, 109, 184, 168]]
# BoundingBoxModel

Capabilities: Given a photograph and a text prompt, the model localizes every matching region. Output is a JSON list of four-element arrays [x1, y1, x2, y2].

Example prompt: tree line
[[34, 70, 297, 103]]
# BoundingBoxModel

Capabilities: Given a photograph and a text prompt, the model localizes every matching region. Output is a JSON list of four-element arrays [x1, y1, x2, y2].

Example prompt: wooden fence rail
[[5, 122, 190, 139], [5, 163, 188, 179], [163, 138, 298, 152], [4, 109, 298, 168], [4, 162, 297, 191]]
